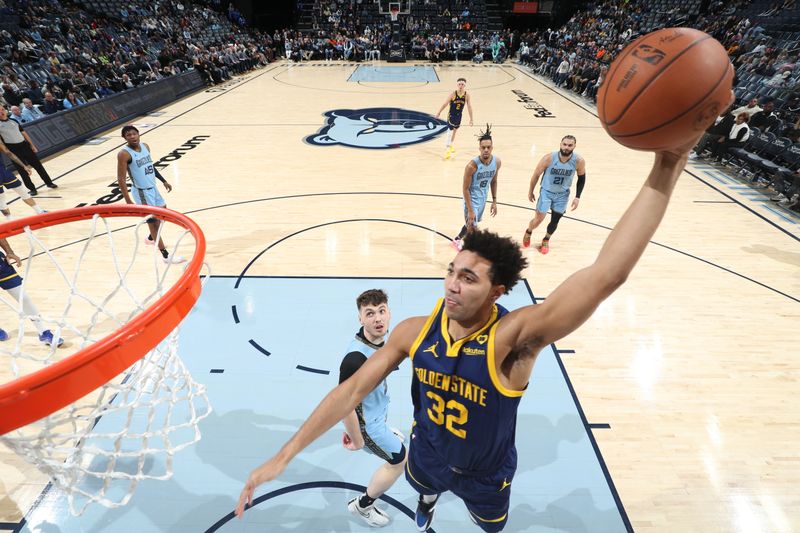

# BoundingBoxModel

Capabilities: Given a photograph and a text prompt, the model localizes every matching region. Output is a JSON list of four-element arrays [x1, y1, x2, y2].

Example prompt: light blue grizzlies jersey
[[468, 155, 497, 209], [409, 299, 524, 473], [124, 144, 156, 189], [542, 151, 578, 194], [346, 333, 391, 432]]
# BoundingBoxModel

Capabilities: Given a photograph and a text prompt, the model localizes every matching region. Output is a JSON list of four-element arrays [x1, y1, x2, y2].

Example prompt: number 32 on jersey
[[426, 391, 469, 439]]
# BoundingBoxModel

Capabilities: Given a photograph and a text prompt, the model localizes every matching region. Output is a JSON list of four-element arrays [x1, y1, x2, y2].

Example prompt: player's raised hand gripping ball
[[598, 27, 735, 151]]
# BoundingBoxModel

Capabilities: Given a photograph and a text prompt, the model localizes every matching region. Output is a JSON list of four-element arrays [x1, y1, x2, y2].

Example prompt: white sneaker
[[348, 497, 390, 527], [162, 254, 187, 264]]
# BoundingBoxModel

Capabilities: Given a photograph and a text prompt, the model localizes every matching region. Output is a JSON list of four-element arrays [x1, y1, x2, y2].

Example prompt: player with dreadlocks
[[451, 124, 501, 251]]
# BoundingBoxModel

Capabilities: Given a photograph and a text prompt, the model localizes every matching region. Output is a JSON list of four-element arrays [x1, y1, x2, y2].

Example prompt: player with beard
[[522, 136, 586, 254]]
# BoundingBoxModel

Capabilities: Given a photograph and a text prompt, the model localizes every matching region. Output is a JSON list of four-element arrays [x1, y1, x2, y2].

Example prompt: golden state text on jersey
[[409, 299, 525, 474]]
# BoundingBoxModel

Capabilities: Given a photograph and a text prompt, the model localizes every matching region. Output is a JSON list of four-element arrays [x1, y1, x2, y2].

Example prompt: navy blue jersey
[[448, 91, 467, 125], [409, 299, 524, 474]]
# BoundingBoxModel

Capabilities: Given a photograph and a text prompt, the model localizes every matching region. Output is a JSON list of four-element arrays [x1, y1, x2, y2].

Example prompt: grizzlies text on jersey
[[541, 151, 579, 194]]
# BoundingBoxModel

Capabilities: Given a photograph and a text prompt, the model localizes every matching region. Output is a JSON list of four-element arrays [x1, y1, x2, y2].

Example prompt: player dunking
[[522, 135, 586, 254], [235, 131, 707, 530], [340, 289, 407, 527], [452, 125, 500, 251], [436, 77, 473, 160], [116, 125, 185, 264]]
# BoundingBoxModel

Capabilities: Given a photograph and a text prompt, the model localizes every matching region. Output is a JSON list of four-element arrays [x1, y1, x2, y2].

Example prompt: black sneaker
[[29, 189, 38, 196], [46, 183, 58, 188], [415, 494, 439, 532]]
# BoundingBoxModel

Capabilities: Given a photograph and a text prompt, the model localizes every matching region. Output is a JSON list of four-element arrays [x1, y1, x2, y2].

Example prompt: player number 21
[[426, 391, 468, 439]]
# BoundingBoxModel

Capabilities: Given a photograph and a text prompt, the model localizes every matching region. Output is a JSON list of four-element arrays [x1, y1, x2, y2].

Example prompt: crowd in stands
[[0, 0, 280, 121], [2, 0, 799, 213], [511, 0, 800, 212]]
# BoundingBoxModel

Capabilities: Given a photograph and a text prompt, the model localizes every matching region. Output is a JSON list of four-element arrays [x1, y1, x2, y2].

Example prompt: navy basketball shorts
[[405, 433, 515, 532], [0, 257, 22, 290], [448, 114, 463, 130]]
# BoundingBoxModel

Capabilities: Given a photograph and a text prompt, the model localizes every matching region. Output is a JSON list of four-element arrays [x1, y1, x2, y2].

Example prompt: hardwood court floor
[[1, 61, 798, 532]]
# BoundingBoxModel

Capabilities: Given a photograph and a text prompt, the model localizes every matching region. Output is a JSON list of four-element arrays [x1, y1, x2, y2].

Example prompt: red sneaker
[[522, 229, 532, 248], [538, 240, 550, 255]]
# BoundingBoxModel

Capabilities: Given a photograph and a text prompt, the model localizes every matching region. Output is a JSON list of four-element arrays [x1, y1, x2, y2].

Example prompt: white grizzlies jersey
[[123, 144, 156, 189], [541, 151, 578, 194], [468, 155, 497, 207]]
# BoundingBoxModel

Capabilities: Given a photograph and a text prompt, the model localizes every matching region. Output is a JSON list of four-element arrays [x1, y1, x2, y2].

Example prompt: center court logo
[[305, 108, 448, 149]]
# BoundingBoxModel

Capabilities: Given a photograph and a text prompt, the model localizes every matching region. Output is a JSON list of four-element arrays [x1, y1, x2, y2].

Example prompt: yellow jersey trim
[[441, 304, 498, 357], [470, 510, 508, 523], [487, 322, 525, 398], [409, 299, 443, 361], [0, 272, 20, 283], [405, 459, 432, 489]]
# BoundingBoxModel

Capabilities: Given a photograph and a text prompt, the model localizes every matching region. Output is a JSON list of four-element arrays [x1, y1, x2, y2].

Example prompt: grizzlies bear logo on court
[[306, 108, 449, 149]]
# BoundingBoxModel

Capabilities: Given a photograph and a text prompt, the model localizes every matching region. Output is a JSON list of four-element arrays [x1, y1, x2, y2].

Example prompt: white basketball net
[[0, 213, 211, 515]]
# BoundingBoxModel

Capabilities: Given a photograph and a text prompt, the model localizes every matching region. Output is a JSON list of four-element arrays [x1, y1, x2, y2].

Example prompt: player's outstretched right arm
[[235, 317, 423, 518]]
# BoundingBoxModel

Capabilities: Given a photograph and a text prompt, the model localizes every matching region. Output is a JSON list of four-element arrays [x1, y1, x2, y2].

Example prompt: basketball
[[597, 27, 734, 151]]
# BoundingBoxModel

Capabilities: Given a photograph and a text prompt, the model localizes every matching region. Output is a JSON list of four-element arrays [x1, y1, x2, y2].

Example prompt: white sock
[[6, 285, 46, 334], [444, 130, 453, 148], [422, 493, 438, 504], [32, 205, 44, 214]]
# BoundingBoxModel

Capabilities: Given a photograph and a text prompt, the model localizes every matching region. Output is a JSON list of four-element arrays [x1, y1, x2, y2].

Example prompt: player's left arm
[[571, 156, 586, 211], [144, 143, 172, 192], [465, 92, 473, 125], [490, 157, 499, 216]]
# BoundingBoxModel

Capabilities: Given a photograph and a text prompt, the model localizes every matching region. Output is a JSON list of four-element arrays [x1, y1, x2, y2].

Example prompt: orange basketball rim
[[0, 205, 206, 435]]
